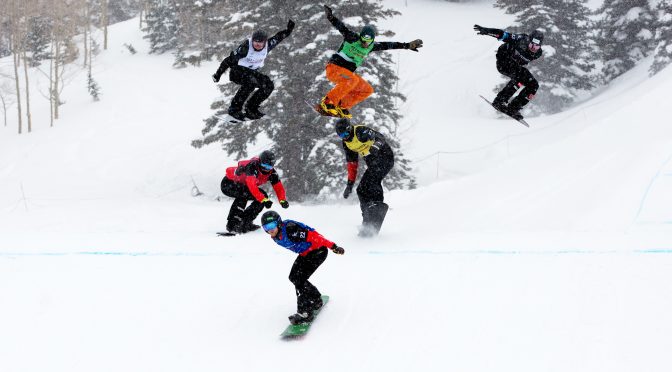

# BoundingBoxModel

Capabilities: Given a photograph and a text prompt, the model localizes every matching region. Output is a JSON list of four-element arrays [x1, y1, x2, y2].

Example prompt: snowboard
[[479, 95, 530, 127], [280, 295, 330, 339], [214, 113, 268, 124], [216, 231, 237, 237]]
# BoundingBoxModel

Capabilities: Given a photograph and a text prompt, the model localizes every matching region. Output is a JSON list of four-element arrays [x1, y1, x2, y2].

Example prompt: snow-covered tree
[[495, 0, 595, 114], [142, 0, 177, 54], [650, 0, 672, 75], [192, 0, 416, 200], [595, 0, 655, 83]]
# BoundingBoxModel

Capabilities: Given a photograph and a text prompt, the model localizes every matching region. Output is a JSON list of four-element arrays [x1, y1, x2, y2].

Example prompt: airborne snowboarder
[[212, 20, 295, 122], [260, 211, 345, 325], [474, 24, 544, 120], [316, 4, 423, 118], [220, 150, 289, 234]]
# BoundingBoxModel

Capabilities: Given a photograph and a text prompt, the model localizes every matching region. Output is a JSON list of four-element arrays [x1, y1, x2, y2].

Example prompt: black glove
[[473, 24, 487, 35], [343, 181, 354, 199], [408, 39, 423, 52], [287, 19, 295, 33], [331, 244, 345, 255], [324, 4, 333, 19], [212, 73, 220, 83], [279, 200, 289, 209], [261, 198, 273, 209]]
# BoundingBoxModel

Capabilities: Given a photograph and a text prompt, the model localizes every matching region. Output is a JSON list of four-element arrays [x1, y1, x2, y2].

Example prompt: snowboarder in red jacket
[[261, 210, 344, 324], [220, 150, 288, 233]]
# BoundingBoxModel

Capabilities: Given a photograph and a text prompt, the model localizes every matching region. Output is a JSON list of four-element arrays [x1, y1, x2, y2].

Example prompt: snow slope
[[1, 1, 672, 371]]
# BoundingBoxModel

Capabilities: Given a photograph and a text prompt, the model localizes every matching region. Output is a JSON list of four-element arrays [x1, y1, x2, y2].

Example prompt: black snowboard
[[479, 95, 530, 127]]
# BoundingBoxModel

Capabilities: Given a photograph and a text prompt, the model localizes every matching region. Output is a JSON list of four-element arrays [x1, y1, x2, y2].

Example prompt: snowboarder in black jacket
[[334, 118, 394, 237], [212, 20, 295, 121], [474, 25, 544, 119]]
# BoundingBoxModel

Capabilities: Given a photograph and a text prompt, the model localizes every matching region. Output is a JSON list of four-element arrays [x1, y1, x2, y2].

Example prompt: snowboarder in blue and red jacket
[[260, 210, 345, 325], [474, 24, 544, 119]]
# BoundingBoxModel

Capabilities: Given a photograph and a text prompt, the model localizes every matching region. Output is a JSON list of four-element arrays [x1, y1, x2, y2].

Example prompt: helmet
[[252, 30, 268, 42], [529, 30, 544, 45], [259, 150, 276, 171], [261, 210, 281, 231], [360, 25, 376, 42], [334, 118, 352, 138]]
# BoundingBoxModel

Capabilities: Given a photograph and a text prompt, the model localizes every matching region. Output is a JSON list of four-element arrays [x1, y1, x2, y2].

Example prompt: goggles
[[338, 131, 350, 139], [260, 162, 274, 170], [262, 221, 279, 232], [361, 35, 373, 43]]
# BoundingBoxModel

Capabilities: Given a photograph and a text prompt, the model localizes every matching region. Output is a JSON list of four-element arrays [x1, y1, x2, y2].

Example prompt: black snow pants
[[357, 143, 394, 207], [228, 66, 274, 113], [289, 247, 328, 313], [494, 59, 539, 106], [220, 177, 267, 230]]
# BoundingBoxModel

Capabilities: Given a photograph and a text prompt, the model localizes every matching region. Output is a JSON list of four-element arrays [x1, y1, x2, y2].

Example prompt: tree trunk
[[101, 0, 108, 50], [1, 94, 7, 127], [53, 39, 60, 120], [12, 47, 23, 134], [22, 50, 32, 132], [49, 44, 54, 127]]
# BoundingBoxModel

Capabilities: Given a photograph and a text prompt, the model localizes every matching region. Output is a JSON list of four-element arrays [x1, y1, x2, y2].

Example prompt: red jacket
[[225, 157, 287, 202]]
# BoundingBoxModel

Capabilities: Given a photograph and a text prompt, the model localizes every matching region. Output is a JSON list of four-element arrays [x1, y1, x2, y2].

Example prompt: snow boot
[[228, 109, 247, 122], [288, 311, 315, 325], [336, 106, 352, 119], [244, 107, 265, 120], [317, 97, 340, 117], [505, 95, 528, 120], [358, 201, 389, 237]]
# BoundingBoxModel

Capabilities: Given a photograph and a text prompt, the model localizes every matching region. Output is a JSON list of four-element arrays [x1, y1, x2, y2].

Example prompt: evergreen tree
[[595, 0, 655, 83], [142, 0, 178, 54], [494, 0, 595, 114], [24, 16, 52, 67], [650, 0, 672, 75], [87, 70, 101, 101], [192, 0, 416, 201], [173, 0, 232, 67]]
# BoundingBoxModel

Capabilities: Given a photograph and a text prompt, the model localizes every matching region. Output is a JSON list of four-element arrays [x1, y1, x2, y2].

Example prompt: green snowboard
[[280, 295, 330, 338]]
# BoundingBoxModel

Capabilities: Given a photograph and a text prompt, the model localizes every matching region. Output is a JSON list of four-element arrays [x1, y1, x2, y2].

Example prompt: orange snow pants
[[324, 63, 374, 109]]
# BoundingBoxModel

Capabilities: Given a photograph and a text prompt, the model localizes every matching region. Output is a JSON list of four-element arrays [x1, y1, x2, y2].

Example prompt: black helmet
[[360, 25, 376, 42], [529, 30, 544, 45], [261, 210, 281, 231], [252, 30, 268, 42], [259, 150, 276, 171], [334, 118, 352, 138]]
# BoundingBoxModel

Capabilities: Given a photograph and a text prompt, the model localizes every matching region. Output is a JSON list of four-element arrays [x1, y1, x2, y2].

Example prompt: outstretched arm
[[372, 39, 423, 52], [324, 4, 359, 42], [267, 19, 295, 52], [473, 24, 508, 40]]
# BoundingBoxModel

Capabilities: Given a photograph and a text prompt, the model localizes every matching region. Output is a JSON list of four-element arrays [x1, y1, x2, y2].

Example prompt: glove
[[343, 181, 354, 199], [212, 73, 220, 83], [324, 4, 333, 19], [279, 200, 289, 209], [261, 198, 273, 209], [473, 24, 485, 35], [287, 19, 295, 33], [408, 39, 423, 52], [331, 244, 345, 255]]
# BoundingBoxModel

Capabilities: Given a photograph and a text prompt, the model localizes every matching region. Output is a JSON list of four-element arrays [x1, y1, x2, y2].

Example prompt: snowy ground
[[1, 0, 672, 371]]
